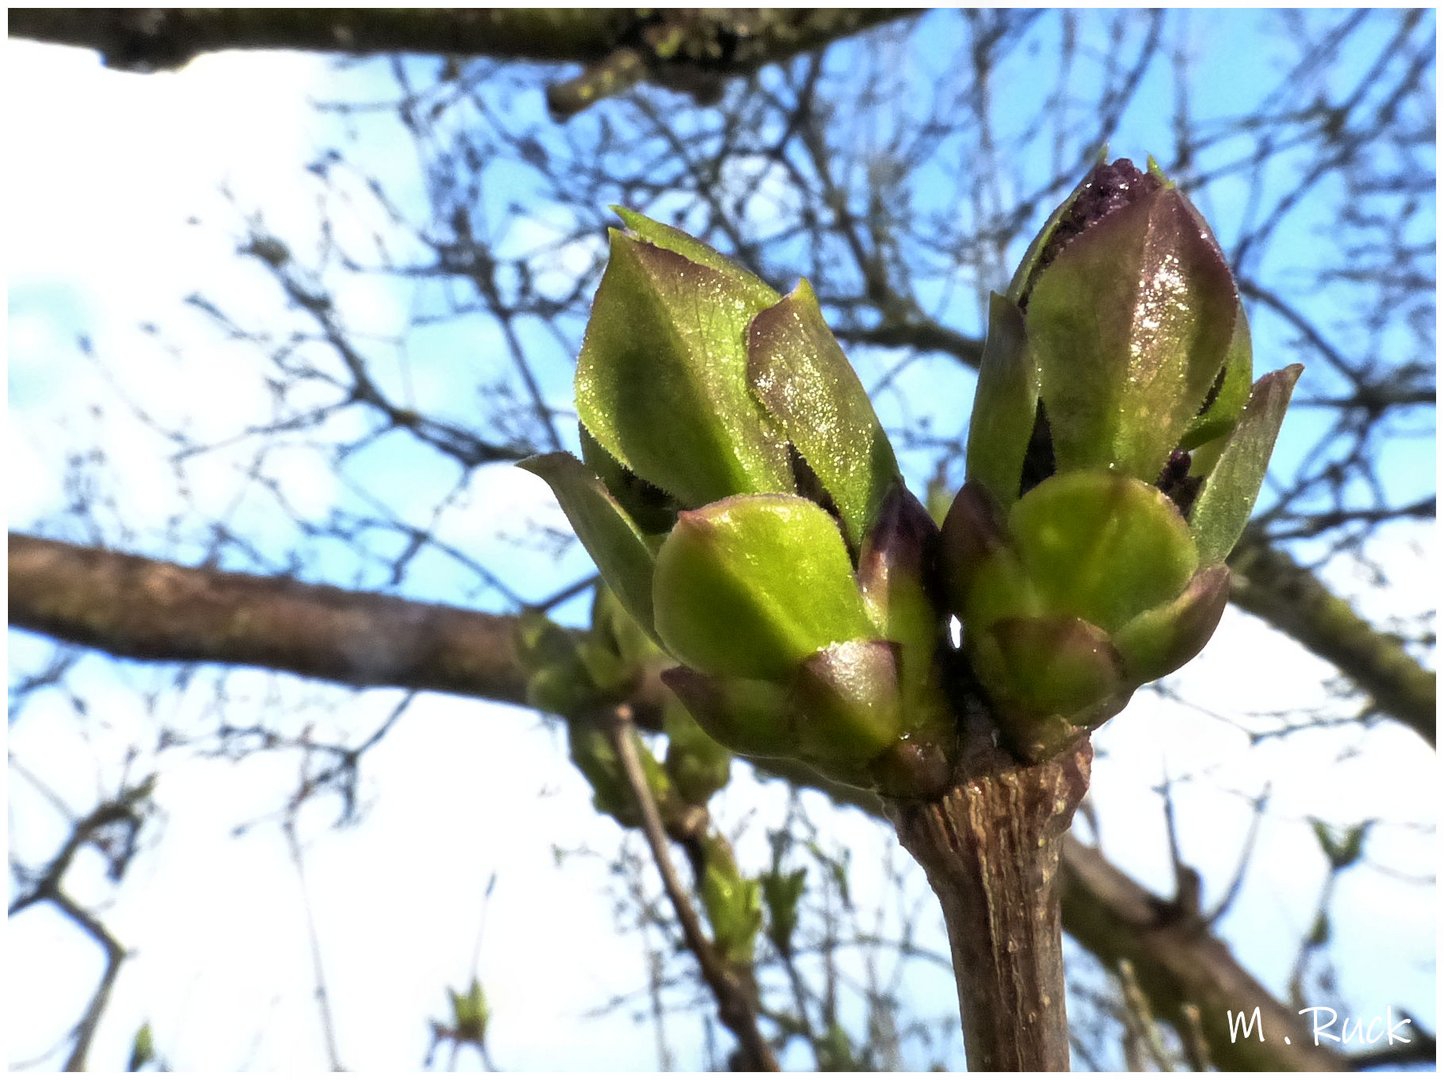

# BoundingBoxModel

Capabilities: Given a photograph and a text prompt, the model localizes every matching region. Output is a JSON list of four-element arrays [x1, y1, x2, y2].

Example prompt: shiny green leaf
[[519, 451, 658, 637], [965, 293, 1038, 509], [939, 480, 1016, 618]]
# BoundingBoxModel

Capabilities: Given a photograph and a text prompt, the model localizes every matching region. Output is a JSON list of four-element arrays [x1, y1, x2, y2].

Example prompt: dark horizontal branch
[[9, 9, 911, 81], [8, 531, 531, 705], [8, 531, 1401, 1070], [832, 319, 985, 367]]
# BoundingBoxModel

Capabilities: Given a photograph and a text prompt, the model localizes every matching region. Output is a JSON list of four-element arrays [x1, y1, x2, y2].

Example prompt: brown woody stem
[[890, 739, 1092, 1071]]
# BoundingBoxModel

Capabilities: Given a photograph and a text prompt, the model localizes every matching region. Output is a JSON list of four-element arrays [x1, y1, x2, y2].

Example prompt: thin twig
[[601, 706, 779, 1071], [56, 892, 127, 1071], [283, 819, 344, 1071]]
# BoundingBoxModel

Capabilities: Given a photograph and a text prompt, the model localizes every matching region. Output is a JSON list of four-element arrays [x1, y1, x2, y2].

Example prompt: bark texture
[[891, 741, 1092, 1071], [9, 9, 908, 76]]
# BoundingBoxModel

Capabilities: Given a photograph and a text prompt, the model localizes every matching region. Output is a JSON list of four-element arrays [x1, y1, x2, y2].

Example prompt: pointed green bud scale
[[611, 207, 779, 311], [660, 667, 793, 758], [972, 615, 1125, 726], [1027, 188, 1238, 479], [790, 639, 905, 765], [1181, 307, 1255, 451], [938, 481, 1014, 617], [575, 231, 791, 507], [1190, 364, 1304, 565], [856, 485, 940, 661], [1009, 472, 1198, 632], [856, 485, 952, 747], [746, 279, 900, 547], [579, 425, 678, 536], [965, 293, 1038, 511], [519, 451, 659, 638], [1113, 564, 1231, 683], [652, 494, 874, 680]]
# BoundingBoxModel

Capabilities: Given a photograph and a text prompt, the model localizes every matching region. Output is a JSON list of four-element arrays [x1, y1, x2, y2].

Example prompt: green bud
[[128, 1023, 156, 1072], [662, 702, 733, 806], [515, 611, 596, 715], [699, 838, 762, 966], [760, 867, 807, 957], [448, 977, 490, 1045], [942, 158, 1302, 751], [524, 210, 942, 787], [1026, 181, 1237, 481], [568, 723, 675, 828]]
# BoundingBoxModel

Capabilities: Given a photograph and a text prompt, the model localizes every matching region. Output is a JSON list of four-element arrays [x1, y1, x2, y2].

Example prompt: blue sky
[[7, 11, 1436, 1071]]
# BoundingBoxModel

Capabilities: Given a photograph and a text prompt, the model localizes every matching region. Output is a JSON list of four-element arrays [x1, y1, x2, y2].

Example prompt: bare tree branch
[[602, 706, 779, 1071], [1060, 844, 1348, 1073], [10, 530, 1405, 1072], [8, 532, 531, 706], [9, 9, 913, 111], [14, 530, 1430, 744], [1228, 533, 1435, 744]]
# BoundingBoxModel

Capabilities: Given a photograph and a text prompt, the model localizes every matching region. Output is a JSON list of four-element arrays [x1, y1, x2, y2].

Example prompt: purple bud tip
[[1022, 158, 1164, 306], [1157, 449, 1204, 517], [858, 484, 938, 582]]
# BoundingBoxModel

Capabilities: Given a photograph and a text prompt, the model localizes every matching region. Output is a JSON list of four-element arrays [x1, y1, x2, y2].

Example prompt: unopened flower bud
[[943, 157, 1301, 756]]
